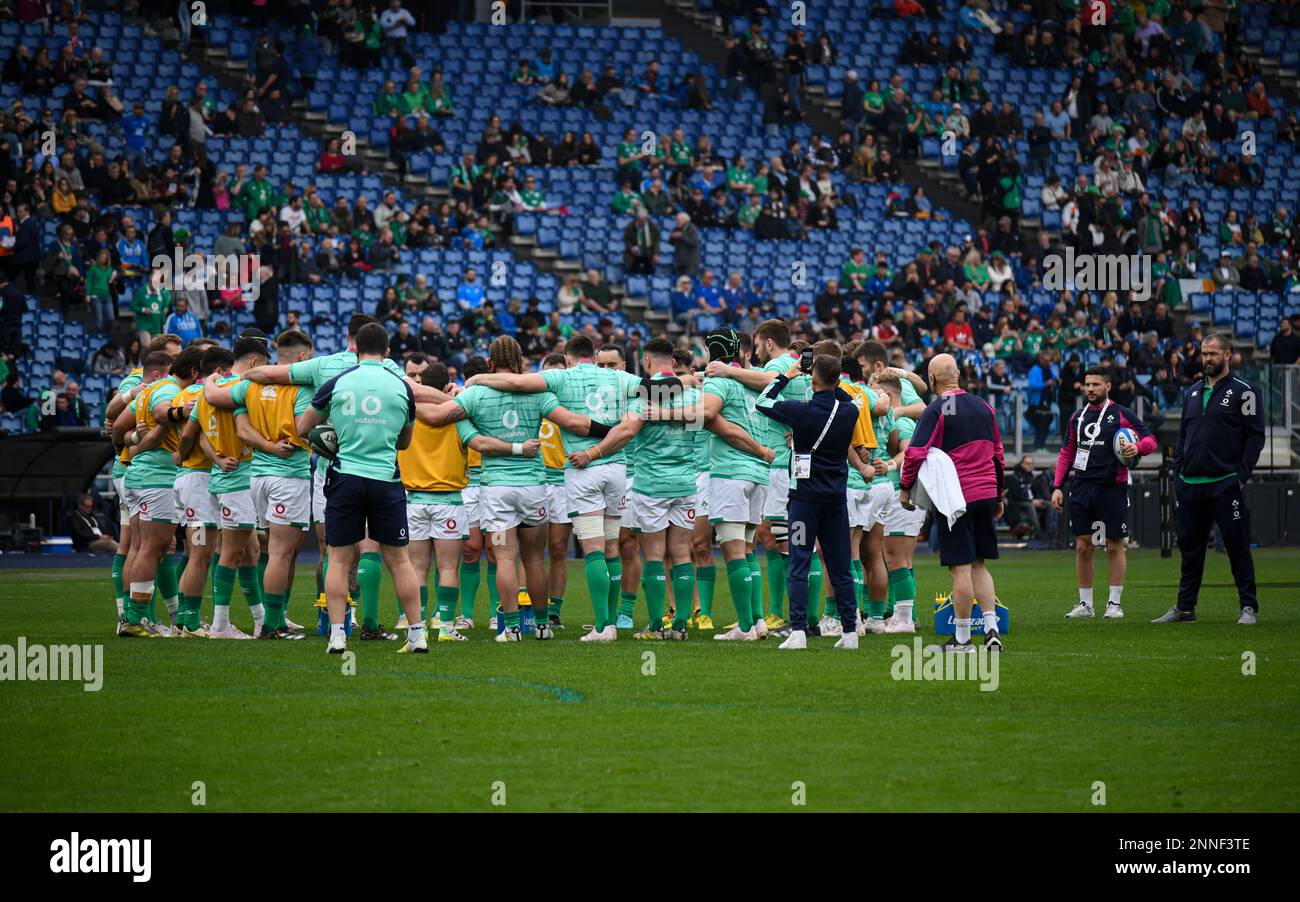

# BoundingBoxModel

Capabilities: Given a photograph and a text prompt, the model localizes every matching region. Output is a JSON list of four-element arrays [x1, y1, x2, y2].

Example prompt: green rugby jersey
[[453, 384, 559, 486], [628, 381, 699, 498], [311, 360, 416, 483], [862, 384, 896, 485], [110, 369, 146, 479], [701, 374, 768, 486], [887, 415, 916, 489], [123, 376, 180, 489], [759, 353, 811, 469], [289, 349, 404, 397], [540, 362, 640, 466], [231, 379, 312, 479], [693, 420, 711, 473]]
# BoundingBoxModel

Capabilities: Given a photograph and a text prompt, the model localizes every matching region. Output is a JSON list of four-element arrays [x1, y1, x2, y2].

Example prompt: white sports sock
[[1079, 586, 1094, 608], [1108, 585, 1123, 605], [955, 617, 972, 643], [164, 596, 179, 619], [896, 601, 914, 624], [407, 624, 424, 645], [982, 610, 998, 634], [249, 603, 265, 627], [115, 598, 124, 617], [212, 605, 231, 631], [330, 623, 345, 641]]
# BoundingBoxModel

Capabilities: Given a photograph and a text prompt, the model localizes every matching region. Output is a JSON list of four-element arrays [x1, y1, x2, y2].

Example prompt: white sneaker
[[855, 613, 867, 636], [1103, 602, 1124, 619], [752, 617, 769, 639], [428, 613, 443, 629], [713, 626, 758, 641], [326, 633, 347, 654], [495, 626, 522, 642], [821, 618, 844, 638], [394, 613, 411, 630], [401, 633, 429, 654], [283, 616, 305, 632], [147, 620, 181, 638], [1065, 602, 1095, 619], [208, 624, 252, 640], [778, 629, 807, 650], [534, 623, 554, 640], [488, 616, 498, 630], [884, 617, 916, 634], [862, 617, 887, 635], [834, 632, 859, 649], [454, 616, 474, 630], [579, 624, 617, 643]]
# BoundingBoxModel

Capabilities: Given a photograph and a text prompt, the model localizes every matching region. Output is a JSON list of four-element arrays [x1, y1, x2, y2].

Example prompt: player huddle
[[104, 313, 1159, 654]]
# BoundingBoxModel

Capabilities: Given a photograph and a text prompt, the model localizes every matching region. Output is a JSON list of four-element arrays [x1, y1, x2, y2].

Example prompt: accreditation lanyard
[[794, 398, 839, 480], [1073, 398, 1110, 471]]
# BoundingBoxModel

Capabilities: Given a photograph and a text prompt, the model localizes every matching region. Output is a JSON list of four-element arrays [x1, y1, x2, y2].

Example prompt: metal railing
[[519, 0, 614, 23]]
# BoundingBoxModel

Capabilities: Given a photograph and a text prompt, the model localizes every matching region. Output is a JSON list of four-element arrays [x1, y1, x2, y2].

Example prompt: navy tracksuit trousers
[[787, 498, 857, 634]]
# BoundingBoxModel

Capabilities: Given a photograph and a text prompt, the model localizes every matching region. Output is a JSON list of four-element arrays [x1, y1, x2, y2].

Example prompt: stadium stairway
[[154, 17, 632, 325]]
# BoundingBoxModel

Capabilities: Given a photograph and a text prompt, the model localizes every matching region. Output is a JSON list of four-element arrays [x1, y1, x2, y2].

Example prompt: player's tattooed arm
[[470, 435, 541, 457], [464, 372, 548, 392], [415, 400, 467, 427], [242, 364, 293, 385], [708, 414, 775, 464]]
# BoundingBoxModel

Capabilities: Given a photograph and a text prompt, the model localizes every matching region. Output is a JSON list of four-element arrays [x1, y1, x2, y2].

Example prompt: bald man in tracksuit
[[1154, 334, 1265, 625]]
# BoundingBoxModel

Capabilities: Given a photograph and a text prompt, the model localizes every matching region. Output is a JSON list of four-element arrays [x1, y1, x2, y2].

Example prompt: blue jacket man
[[756, 351, 875, 648]]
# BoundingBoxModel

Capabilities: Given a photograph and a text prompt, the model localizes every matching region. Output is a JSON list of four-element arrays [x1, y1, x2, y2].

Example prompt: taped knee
[[768, 521, 788, 543], [715, 522, 747, 543], [572, 514, 605, 541], [603, 517, 622, 542], [744, 524, 757, 544]]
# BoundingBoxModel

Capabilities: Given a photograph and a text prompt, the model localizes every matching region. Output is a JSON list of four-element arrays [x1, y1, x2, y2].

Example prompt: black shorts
[[1068, 480, 1130, 541], [323, 469, 409, 548], [936, 497, 1000, 567]]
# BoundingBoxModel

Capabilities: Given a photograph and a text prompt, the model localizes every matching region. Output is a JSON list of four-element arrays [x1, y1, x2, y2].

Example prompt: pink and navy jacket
[[1053, 402, 1157, 489], [901, 390, 1004, 503]]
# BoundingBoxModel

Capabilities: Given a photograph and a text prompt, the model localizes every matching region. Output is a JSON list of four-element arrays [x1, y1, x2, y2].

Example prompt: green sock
[[726, 558, 754, 632], [868, 597, 886, 619], [262, 591, 285, 631], [850, 559, 865, 612], [746, 552, 763, 623], [317, 550, 327, 596], [765, 549, 787, 618], [808, 555, 824, 621], [111, 553, 126, 616], [583, 551, 611, 630], [547, 596, 563, 621], [504, 609, 521, 630], [618, 591, 637, 620], [459, 560, 481, 619], [435, 585, 457, 628], [214, 564, 236, 608], [257, 551, 268, 597], [155, 557, 179, 624], [177, 553, 189, 586], [885, 572, 896, 618], [177, 594, 195, 630], [670, 563, 694, 629], [696, 565, 716, 618], [486, 562, 500, 621], [419, 585, 428, 622], [357, 551, 382, 630], [237, 565, 263, 615], [124, 598, 147, 625], [605, 557, 622, 624], [642, 560, 666, 629]]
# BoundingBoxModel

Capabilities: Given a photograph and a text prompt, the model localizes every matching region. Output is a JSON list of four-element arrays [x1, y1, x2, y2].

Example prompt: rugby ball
[[308, 424, 339, 460], [1112, 426, 1138, 458]]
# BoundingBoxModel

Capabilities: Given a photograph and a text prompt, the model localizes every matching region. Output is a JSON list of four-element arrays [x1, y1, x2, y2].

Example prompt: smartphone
[[799, 348, 814, 373]]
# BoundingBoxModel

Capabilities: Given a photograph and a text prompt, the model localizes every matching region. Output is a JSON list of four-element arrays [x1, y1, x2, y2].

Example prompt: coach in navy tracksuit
[[756, 354, 872, 648], [1154, 334, 1265, 624]]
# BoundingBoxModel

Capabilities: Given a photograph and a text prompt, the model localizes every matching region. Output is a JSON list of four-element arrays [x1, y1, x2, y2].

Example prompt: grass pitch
[[0, 548, 1296, 812]]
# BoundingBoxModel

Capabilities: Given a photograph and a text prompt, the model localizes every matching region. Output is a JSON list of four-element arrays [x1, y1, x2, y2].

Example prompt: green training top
[[628, 380, 699, 499], [540, 362, 640, 466], [311, 360, 415, 483], [701, 373, 769, 486], [453, 384, 559, 486]]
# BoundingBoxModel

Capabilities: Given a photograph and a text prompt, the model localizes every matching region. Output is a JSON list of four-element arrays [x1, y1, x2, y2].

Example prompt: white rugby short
[[462, 484, 481, 530], [882, 491, 927, 536], [564, 462, 626, 517], [847, 487, 871, 528], [762, 466, 791, 520], [408, 501, 469, 541], [708, 477, 766, 526], [694, 472, 710, 518], [311, 462, 327, 524], [251, 475, 311, 530], [175, 469, 217, 527], [478, 484, 548, 533], [126, 485, 180, 524], [629, 491, 697, 533], [216, 489, 257, 531], [546, 484, 570, 525], [865, 481, 895, 529]]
